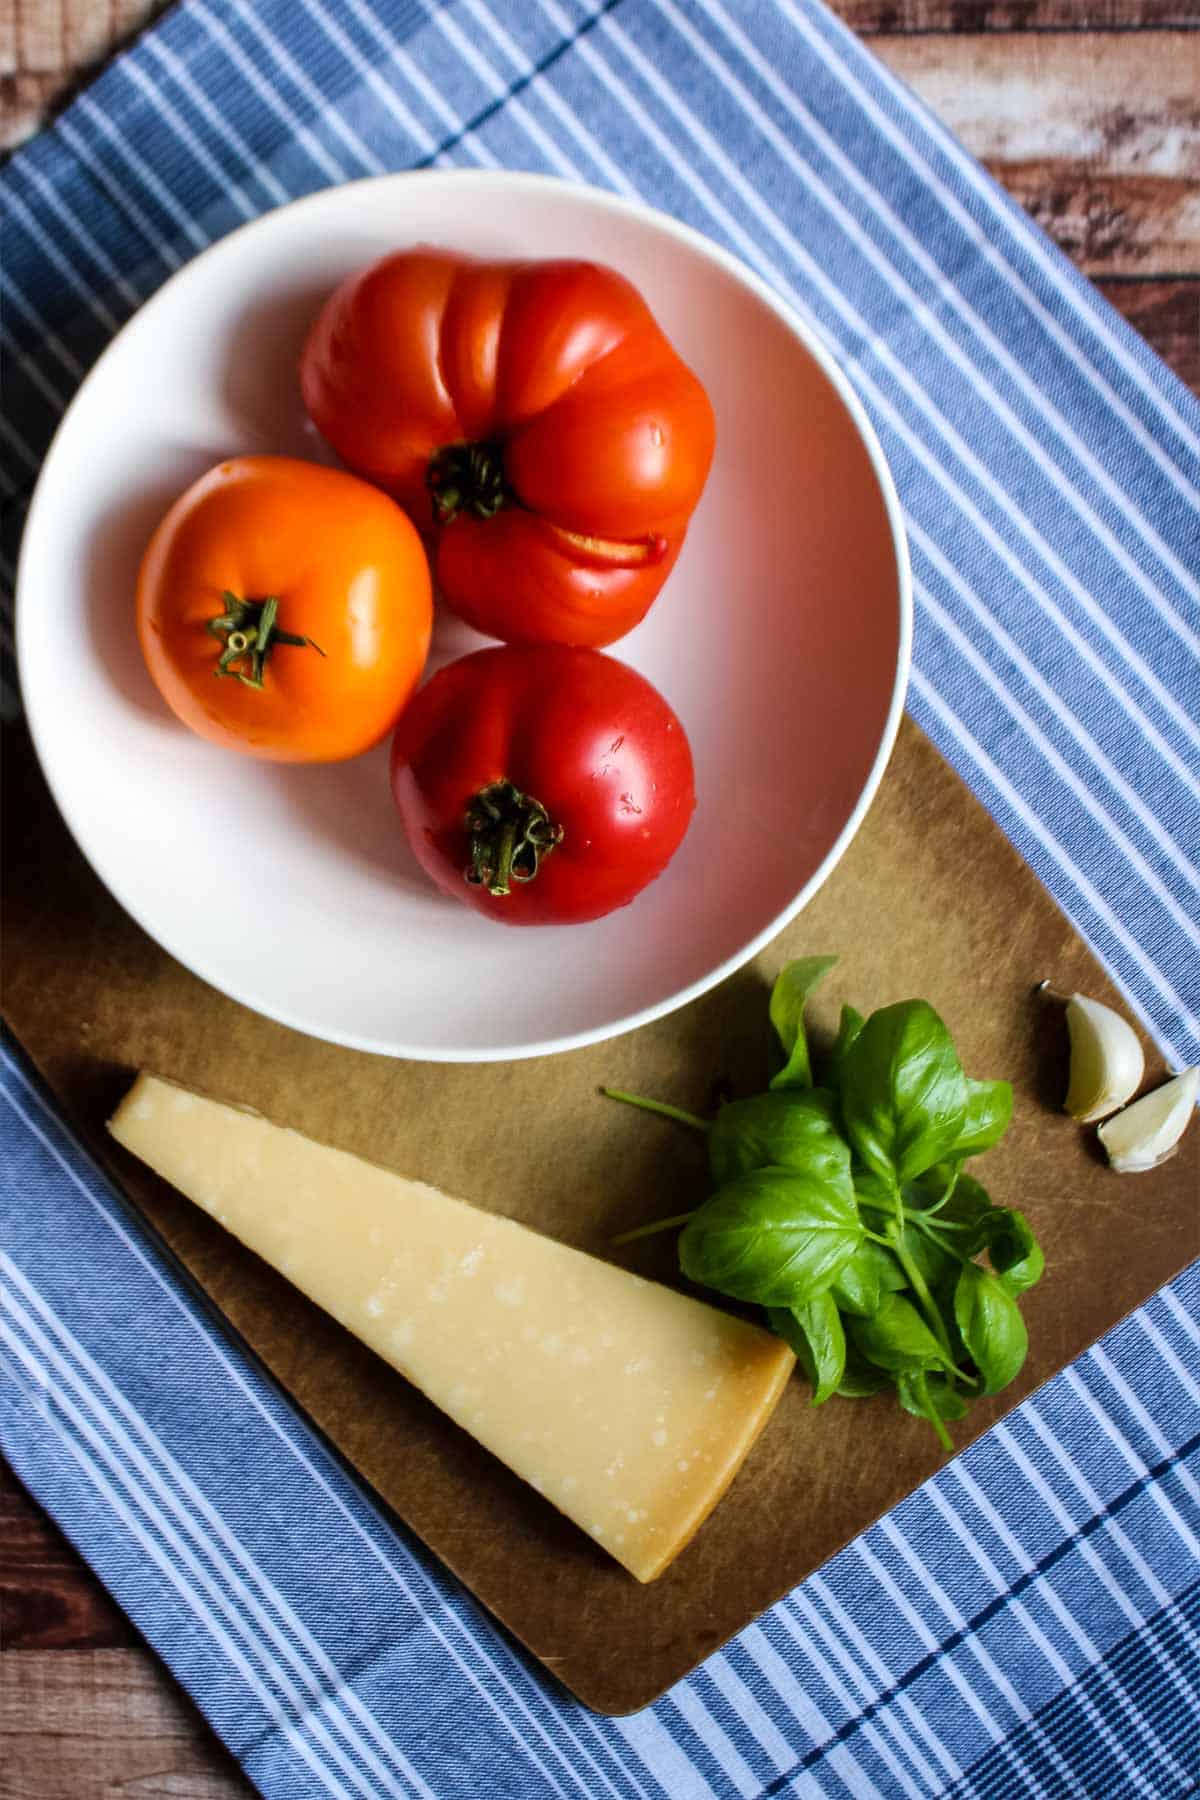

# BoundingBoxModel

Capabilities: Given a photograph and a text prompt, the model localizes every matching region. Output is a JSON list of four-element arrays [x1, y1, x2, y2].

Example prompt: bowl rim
[[16, 168, 913, 1064]]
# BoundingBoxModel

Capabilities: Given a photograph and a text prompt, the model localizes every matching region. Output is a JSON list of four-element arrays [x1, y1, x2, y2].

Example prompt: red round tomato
[[390, 645, 696, 925], [137, 456, 432, 763], [301, 251, 715, 648]]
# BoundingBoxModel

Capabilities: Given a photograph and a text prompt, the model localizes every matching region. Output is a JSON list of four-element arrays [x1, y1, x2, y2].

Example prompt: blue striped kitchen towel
[[2, 2, 1198, 1797]]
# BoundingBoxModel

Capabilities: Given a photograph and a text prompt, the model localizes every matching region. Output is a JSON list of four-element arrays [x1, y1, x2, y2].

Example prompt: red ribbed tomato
[[301, 250, 715, 648], [390, 645, 695, 925]]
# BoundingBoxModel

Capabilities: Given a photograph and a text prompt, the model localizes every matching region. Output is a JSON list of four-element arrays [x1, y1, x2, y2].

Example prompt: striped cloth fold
[[1, 2, 1198, 1796]]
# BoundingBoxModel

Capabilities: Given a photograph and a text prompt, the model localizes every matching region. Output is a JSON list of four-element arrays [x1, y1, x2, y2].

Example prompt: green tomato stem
[[207, 590, 324, 689], [599, 1088, 711, 1133], [464, 780, 563, 897], [610, 1209, 697, 1247]]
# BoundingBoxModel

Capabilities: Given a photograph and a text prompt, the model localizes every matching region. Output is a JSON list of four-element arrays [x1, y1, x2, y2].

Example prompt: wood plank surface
[[0, 1648, 256, 1797], [0, 1457, 136, 1652], [2, 0, 1198, 1791], [876, 30, 1200, 274]]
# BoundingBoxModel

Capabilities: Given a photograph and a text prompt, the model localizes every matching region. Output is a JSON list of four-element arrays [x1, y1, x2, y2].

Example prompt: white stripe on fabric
[[0, 174, 129, 334], [460, 0, 642, 198], [667, 1682, 763, 1798], [296, 0, 443, 159], [657, 0, 1200, 631], [141, 32, 292, 209], [1, 273, 87, 383], [3, 1255, 436, 1800], [746, 1613, 929, 1799], [0, 415, 45, 478], [117, 56, 259, 224], [797, 1580, 956, 1789], [611, 1710, 715, 1800], [875, 1515, 1135, 1799], [0, 1071, 604, 1800], [911, 521, 1200, 902], [926, 1478, 1159, 1798], [701, 1659, 796, 1778], [564, 0, 1200, 760], [995, 1422, 1183, 1635], [909, 665, 1198, 1050], [1137, 1305, 1200, 1410], [783, 0, 1200, 489], [853, 1541, 998, 1771], [1062, 1364, 1200, 1563], [991, 1420, 1196, 1786], [231, 2, 388, 176], [338, 0, 501, 168], [0, 1292, 358, 1800], [75, 89, 212, 252], [188, 0, 352, 186], [694, 0, 1200, 606], [54, 112, 188, 272], [1, 1264, 430, 1800], [430, 5, 596, 185]]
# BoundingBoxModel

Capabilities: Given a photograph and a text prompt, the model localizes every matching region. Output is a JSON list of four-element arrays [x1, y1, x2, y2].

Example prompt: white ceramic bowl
[[18, 172, 910, 1062]]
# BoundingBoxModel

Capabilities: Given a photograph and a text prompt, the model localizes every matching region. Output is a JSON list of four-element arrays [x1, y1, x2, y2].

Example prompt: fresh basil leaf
[[853, 1169, 895, 1211], [830, 1238, 907, 1317], [837, 1346, 890, 1398], [825, 1004, 866, 1090], [954, 1263, 1028, 1395], [970, 1208, 1045, 1296], [947, 1078, 1013, 1161], [840, 1000, 969, 1185], [892, 1218, 957, 1291], [768, 1295, 846, 1404], [709, 1089, 850, 1189], [679, 1166, 861, 1307], [896, 1371, 969, 1423], [849, 1293, 954, 1374], [768, 956, 838, 1091], [909, 1168, 994, 1231]]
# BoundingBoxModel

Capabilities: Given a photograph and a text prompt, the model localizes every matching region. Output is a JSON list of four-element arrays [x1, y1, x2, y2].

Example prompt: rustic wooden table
[[1, 1, 1197, 1793]]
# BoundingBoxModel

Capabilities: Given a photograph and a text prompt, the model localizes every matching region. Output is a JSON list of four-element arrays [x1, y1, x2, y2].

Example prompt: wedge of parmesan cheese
[[109, 1074, 794, 1581]]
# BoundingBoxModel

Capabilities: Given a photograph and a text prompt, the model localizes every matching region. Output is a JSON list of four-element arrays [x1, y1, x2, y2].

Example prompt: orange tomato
[[137, 456, 432, 763]]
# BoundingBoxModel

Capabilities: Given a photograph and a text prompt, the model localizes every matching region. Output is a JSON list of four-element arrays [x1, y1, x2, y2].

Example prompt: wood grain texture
[[1097, 277, 1200, 393], [876, 30, 1200, 273], [844, 0, 1197, 25], [0, 0, 167, 147], [0, 1457, 137, 1651], [0, 1649, 256, 1798]]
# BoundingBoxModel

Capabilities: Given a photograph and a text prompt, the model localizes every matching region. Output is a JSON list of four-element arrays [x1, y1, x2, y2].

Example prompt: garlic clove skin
[[1062, 993, 1145, 1122], [1097, 1067, 1200, 1173]]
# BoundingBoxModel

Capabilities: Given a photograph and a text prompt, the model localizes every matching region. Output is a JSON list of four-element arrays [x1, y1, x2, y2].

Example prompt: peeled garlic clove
[[1061, 992, 1145, 1122], [1098, 1067, 1200, 1173]]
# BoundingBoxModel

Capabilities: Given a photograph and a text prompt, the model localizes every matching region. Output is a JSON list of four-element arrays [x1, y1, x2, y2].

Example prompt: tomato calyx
[[465, 779, 564, 897], [427, 439, 512, 526], [208, 591, 326, 690]]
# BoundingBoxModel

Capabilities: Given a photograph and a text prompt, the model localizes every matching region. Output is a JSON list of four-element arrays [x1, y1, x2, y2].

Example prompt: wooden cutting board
[[3, 716, 1196, 1714]]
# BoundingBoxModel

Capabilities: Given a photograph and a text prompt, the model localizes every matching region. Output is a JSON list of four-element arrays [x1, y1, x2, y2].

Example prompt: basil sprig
[[604, 956, 1043, 1452]]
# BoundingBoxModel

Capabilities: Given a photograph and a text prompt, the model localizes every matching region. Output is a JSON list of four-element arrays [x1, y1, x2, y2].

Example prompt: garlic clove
[[1061, 992, 1145, 1122], [1097, 1067, 1200, 1173]]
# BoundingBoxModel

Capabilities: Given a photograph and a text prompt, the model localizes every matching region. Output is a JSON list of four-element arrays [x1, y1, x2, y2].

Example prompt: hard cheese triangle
[[109, 1074, 795, 1581]]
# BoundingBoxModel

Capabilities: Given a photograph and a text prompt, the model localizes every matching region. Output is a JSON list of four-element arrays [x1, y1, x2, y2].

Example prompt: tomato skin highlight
[[137, 456, 432, 763], [301, 251, 716, 648], [390, 645, 696, 925]]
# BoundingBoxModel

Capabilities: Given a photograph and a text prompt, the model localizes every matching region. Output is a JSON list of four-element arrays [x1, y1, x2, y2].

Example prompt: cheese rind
[[109, 1074, 794, 1581]]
